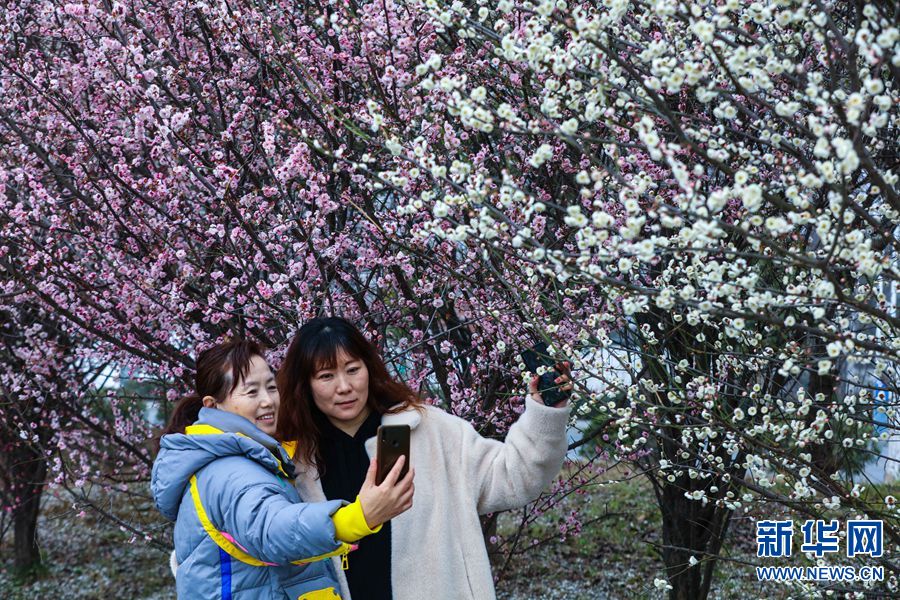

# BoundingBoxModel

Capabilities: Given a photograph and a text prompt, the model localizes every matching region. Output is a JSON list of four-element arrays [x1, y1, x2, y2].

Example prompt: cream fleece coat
[[293, 396, 571, 600]]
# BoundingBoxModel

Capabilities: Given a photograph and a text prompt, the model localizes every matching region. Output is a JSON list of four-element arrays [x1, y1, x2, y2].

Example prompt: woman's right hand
[[357, 456, 414, 529]]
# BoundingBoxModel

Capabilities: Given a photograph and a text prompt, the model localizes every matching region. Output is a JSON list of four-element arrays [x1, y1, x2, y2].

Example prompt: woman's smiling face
[[309, 348, 371, 435], [206, 354, 280, 435]]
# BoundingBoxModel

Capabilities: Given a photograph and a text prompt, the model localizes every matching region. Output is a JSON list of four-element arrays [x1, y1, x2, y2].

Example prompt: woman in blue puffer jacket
[[151, 340, 414, 599]]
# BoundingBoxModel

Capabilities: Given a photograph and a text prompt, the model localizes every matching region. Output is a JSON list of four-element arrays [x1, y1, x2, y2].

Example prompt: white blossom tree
[[335, 0, 900, 596]]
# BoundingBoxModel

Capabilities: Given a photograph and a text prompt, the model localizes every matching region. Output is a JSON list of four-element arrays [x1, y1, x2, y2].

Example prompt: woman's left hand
[[357, 456, 415, 529], [528, 361, 573, 408]]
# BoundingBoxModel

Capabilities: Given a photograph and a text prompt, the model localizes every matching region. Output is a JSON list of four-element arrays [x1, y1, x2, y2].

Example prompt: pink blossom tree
[[0, 296, 162, 577], [0, 0, 596, 578]]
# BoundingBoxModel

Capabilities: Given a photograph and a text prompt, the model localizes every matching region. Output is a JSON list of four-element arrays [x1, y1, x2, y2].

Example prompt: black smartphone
[[375, 425, 410, 485], [520, 341, 570, 406]]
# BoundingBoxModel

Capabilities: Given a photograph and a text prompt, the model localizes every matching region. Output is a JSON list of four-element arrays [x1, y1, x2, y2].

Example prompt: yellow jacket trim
[[189, 474, 272, 566], [184, 424, 291, 479], [189, 474, 354, 567], [331, 496, 382, 542], [185, 423, 227, 436], [282, 440, 298, 458], [291, 542, 354, 567], [298, 588, 340, 599]]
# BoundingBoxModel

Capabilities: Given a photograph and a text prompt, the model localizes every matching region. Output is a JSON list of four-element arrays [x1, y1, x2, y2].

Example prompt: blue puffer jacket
[[152, 408, 348, 599]]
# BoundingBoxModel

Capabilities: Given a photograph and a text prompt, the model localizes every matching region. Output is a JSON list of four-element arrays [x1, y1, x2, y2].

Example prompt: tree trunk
[[662, 498, 704, 600], [660, 478, 734, 600], [11, 450, 47, 580]]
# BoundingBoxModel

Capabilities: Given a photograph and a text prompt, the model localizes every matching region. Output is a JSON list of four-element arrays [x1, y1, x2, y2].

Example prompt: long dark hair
[[276, 316, 421, 468], [159, 339, 266, 441]]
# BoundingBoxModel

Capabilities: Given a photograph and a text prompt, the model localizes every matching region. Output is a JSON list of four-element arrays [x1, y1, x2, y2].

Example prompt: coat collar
[[362, 404, 422, 457], [380, 404, 422, 429]]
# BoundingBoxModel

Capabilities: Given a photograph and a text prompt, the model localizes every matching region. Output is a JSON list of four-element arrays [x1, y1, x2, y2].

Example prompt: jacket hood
[[151, 408, 295, 520]]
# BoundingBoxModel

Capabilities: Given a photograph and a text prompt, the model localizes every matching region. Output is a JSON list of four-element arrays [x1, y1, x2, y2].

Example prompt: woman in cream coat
[[276, 317, 571, 600]]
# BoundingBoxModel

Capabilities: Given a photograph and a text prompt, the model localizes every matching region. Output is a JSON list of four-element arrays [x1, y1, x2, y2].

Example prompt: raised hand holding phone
[[357, 453, 414, 530], [521, 342, 573, 407]]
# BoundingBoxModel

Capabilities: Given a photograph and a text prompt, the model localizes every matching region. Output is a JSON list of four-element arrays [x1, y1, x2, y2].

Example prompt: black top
[[320, 410, 392, 600]]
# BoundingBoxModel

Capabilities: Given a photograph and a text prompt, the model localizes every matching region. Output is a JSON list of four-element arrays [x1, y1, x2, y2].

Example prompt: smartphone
[[375, 425, 410, 485], [520, 341, 571, 406]]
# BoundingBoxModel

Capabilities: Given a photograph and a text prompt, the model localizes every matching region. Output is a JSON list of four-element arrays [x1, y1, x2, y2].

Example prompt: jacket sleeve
[[331, 497, 382, 542], [453, 396, 570, 515], [200, 458, 346, 565]]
